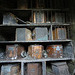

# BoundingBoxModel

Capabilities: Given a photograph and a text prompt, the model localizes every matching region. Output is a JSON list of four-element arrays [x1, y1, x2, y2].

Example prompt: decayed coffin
[[33, 27, 48, 41], [46, 45, 63, 58], [3, 13, 18, 25], [33, 11, 46, 23], [53, 28, 67, 40], [16, 28, 32, 41], [6, 44, 25, 59], [28, 45, 43, 59], [27, 63, 42, 75], [1, 64, 20, 75], [51, 62, 70, 75]]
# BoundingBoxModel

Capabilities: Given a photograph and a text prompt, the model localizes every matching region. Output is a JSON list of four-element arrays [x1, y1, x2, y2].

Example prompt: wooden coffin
[[16, 28, 32, 41], [6, 44, 25, 59], [53, 28, 67, 40], [46, 45, 63, 58], [52, 13, 65, 23], [1, 64, 20, 75], [33, 27, 48, 41], [51, 62, 70, 75], [33, 11, 46, 23], [63, 44, 74, 58], [28, 45, 43, 59], [3, 13, 18, 25], [55, 13, 62, 23], [27, 63, 42, 75]]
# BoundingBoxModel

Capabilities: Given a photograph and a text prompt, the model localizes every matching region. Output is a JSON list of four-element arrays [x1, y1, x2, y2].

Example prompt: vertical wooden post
[[42, 61, 46, 75], [21, 62, 24, 75]]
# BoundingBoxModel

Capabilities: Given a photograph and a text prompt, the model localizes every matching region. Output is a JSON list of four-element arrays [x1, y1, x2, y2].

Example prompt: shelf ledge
[[0, 40, 72, 43], [0, 23, 71, 27], [0, 58, 72, 63]]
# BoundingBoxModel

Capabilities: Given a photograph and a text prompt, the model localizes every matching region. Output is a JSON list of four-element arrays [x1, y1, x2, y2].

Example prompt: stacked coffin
[[51, 62, 70, 75], [52, 28, 67, 40], [52, 12, 65, 23], [28, 45, 43, 59], [1, 64, 20, 75], [27, 63, 42, 75], [3, 13, 18, 25], [16, 28, 32, 41], [46, 45, 63, 58], [33, 27, 48, 41], [6, 44, 25, 59]]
